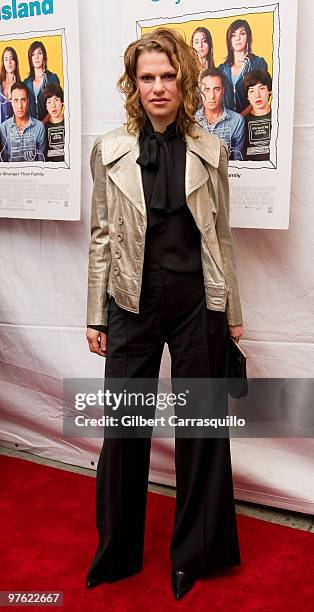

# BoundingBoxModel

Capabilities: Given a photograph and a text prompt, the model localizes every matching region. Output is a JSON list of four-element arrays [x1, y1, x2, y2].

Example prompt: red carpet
[[0, 454, 313, 611]]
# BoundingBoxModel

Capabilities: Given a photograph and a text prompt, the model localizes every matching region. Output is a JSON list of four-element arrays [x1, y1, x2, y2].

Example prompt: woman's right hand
[[86, 328, 107, 357]]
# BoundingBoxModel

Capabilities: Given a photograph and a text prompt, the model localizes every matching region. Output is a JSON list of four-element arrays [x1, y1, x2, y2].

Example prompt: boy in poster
[[243, 69, 272, 161], [44, 83, 65, 162]]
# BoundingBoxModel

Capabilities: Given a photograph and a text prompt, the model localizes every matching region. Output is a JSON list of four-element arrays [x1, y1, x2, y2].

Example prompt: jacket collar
[[102, 123, 220, 218], [8, 115, 33, 131], [101, 123, 220, 168], [196, 105, 230, 128], [185, 126, 220, 168]]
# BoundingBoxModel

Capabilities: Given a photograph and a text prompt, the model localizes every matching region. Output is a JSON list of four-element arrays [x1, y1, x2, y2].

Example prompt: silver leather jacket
[[87, 123, 242, 328]]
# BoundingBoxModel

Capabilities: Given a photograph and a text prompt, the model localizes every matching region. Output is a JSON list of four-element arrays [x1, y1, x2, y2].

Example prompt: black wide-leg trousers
[[87, 270, 240, 583]]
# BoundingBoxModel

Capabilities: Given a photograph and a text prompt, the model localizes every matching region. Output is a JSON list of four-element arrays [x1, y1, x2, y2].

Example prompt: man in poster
[[0, 81, 46, 162], [196, 67, 245, 161]]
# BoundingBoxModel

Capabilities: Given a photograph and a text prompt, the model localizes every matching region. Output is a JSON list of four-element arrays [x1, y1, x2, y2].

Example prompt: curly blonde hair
[[117, 28, 201, 136]]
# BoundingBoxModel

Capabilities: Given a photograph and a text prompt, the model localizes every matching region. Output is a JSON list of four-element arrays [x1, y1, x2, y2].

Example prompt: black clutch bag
[[228, 338, 248, 399]]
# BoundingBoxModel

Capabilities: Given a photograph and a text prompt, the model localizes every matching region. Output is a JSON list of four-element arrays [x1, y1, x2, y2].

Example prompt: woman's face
[[136, 50, 180, 127], [32, 47, 44, 69], [3, 51, 16, 75], [192, 32, 209, 59], [231, 27, 248, 52]]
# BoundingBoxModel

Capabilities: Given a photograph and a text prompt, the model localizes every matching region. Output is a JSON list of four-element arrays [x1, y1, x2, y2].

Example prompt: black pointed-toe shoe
[[86, 566, 143, 589], [171, 569, 196, 600], [86, 576, 104, 589]]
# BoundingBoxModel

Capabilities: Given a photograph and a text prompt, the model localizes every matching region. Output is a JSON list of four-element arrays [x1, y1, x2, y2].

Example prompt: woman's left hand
[[229, 324, 244, 343]]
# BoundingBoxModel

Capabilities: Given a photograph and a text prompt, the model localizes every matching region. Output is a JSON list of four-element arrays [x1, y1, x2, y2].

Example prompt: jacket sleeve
[[257, 56, 268, 71], [215, 141, 243, 326], [51, 73, 60, 85], [37, 122, 46, 161], [0, 123, 7, 161], [86, 136, 111, 327], [231, 115, 245, 161]]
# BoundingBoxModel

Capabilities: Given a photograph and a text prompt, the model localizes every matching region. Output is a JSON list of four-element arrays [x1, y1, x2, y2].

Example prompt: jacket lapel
[[185, 131, 220, 229], [107, 144, 146, 217], [104, 124, 221, 222], [185, 149, 209, 199]]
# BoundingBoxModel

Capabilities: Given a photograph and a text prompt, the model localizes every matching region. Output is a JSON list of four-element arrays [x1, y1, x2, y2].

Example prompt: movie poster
[[119, 0, 297, 229], [0, 0, 80, 220]]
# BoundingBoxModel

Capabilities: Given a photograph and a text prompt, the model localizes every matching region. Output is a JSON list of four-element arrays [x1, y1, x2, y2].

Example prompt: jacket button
[[117, 233, 123, 242], [113, 267, 120, 276], [115, 251, 121, 258], [118, 217, 123, 225]]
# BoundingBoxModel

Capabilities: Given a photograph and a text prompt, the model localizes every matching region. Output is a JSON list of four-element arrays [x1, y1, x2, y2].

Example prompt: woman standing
[[0, 47, 21, 124], [191, 26, 214, 70], [218, 19, 268, 115], [24, 41, 60, 122], [86, 28, 243, 601]]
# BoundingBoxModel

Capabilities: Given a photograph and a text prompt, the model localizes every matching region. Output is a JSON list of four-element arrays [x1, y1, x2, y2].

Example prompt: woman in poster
[[218, 19, 268, 115], [24, 40, 60, 123], [0, 46, 21, 124], [191, 26, 215, 70], [86, 28, 243, 601]]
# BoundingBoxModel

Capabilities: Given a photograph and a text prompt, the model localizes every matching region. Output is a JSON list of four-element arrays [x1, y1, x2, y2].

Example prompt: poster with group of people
[[0, 0, 80, 220], [0, 0, 297, 226], [140, 10, 273, 165], [130, 0, 296, 229]]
